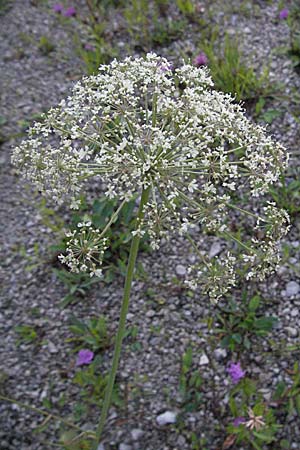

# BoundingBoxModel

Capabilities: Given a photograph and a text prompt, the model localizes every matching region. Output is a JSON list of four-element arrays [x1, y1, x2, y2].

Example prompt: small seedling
[[67, 316, 110, 352]]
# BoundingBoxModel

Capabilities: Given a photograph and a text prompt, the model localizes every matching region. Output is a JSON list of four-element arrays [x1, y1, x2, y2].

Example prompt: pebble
[[47, 341, 58, 354], [199, 354, 209, 365], [97, 445, 105, 450], [119, 444, 132, 450], [214, 348, 227, 360], [290, 308, 299, 317], [156, 411, 177, 426], [285, 327, 298, 338], [209, 241, 222, 258], [130, 429, 144, 441], [175, 264, 186, 276], [285, 281, 300, 297]]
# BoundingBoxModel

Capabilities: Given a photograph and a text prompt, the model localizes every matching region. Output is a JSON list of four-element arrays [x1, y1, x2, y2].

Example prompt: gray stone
[[209, 241, 222, 259], [286, 327, 298, 338], [286, 281, 300, 297], [175, 264, 186, 276], [214, 348, 227, 360], [119, 445, 132, 450], [199, 354, 209, 365], [156, 411, 177, 426], [290, 308, 299, 317], [130, 428, 144, 441], [47, 341, 58, 354]]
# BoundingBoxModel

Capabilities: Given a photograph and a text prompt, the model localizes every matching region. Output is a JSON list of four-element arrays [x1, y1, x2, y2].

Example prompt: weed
[[53, 269, 100, 307], [215, 293, 278, 351], [67, 315, 110, 352], [269, 172, 300, 217], [176, 0, 195, 16], [286, 4, 300, 72], [179, 346, 203, 412], [15, 324, 38, 345], [197, 32, 273, 103], [273, 362, 300, 418], [38, 36, 55, 55]]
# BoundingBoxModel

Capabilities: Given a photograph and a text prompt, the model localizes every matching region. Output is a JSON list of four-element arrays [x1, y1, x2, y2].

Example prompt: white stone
[[209, 242, 222, 259], [156, 411, 177, 426], [48, 341, 58, 354], [214, 348, 227, 360], [97, 445, 105, 450], [291, 308, 299, 317], [130, 429, 144, 441], [286, 327, 298, 338], [175, 264, 186, 276], [199, 354, 209, 365], [119, 444, 132, 450], [286, 281, 300, 297]]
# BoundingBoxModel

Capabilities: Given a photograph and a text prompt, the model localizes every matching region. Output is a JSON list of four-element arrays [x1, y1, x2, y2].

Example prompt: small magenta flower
[[53, 3, 64, 13], [227, 362, 246, 384], [279, 8, 289, 20], [63, 6, 76, 17], [76, 349, 94, 366], [233, 416, 246, 427], [193, 52, 208, 67]]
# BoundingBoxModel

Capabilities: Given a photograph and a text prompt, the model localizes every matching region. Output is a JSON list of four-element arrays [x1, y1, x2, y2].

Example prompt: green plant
[[38, 35, 55, 55], [269, 172, 300, 217], [286, 4, 300, 71], [273, 362, 300, 418], [176, 0, 195, 16], [67, 316, 110, 352], [73, 356, 123, 407], [12, 53, 289, 449], [53, 268, 101, 307], [15, 324, 38, 345], [179, 347, 202, 412], [124, 0, 151, 48], [198, 32, 272, 102], [216, 294, 278, 351], [152, 17, 187, 47]]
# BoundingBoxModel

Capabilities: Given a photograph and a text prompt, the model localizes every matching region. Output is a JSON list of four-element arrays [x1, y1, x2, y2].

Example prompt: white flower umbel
[[12, 53, 289, 297], [12, 53, 290, 446]]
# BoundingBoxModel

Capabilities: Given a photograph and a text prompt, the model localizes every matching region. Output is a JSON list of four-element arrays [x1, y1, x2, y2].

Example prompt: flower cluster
[[58, 222, 109, 277], [12, 53, 289, 299], [227, 362, 246, 384]]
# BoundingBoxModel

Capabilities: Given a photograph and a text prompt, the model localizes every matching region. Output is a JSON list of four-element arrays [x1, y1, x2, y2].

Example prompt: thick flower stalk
[[12, 53, 289, 441]]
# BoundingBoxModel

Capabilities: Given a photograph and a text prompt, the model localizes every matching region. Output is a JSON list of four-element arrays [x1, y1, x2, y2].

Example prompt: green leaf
[[280, 439, 290, 449], [232, 333, 242, 344], [260, 109, 283, 124], [249, 295, 260, 311], [254, 316, 277, 332], [252, 431, 274, 443]]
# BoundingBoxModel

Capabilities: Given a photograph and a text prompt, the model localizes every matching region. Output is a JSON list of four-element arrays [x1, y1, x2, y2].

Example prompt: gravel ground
[[1, 1, 300, 449]]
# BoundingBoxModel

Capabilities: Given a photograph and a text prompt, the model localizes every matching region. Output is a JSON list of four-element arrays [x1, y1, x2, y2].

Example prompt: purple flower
[[233, 416, 246, 427], [279, 8, 289, 20], [63, 6, 76, 17], [193, 52, 208, 67], [84, 43, 95, 52], [227, 362, 246, 384], [53, 3, 64, 13], [76, 349, 94, 366]]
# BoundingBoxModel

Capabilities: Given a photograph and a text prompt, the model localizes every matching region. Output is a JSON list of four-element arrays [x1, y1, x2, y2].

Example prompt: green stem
[[93, 187, 150, 448]]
